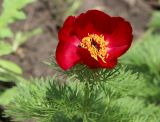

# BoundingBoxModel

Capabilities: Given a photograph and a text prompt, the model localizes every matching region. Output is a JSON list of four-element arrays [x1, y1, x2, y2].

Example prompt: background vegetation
[[1, 0, 160, 122]]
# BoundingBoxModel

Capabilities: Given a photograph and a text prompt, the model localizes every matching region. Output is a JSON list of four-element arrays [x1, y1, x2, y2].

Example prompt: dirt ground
[[4, 0, 153, 78]]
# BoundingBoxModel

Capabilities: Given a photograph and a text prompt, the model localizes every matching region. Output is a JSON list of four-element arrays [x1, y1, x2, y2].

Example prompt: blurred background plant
[[121, 7, 160, 106], [0, 0, 42, 121], [1, 0, 160, 122]]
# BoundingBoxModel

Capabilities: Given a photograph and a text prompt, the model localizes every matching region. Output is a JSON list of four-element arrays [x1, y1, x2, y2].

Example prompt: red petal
[[108, 45, 130, 58], [98, 55, 117, 68], [58, 16, 77, 42], [107, 17, 133, 57], [74, 10, 112, 39], [56, 36, 80, 70], [78, 48, 117, 69]]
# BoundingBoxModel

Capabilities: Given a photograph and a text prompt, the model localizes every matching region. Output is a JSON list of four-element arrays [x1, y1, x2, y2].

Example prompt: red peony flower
[[56, 10, 133, 70]]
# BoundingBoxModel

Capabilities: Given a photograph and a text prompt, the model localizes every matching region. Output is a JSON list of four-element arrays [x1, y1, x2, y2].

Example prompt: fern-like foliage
[[121, 30, 160, 105], [5, 64, 160, 122], [122, 30, 160, 78]]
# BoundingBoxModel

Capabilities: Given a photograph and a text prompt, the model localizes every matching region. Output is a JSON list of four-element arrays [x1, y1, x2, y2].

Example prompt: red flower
[[56, 10, 133, 70]]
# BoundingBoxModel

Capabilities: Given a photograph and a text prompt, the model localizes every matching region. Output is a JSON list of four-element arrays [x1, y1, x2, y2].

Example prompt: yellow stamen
[[80, 34, 108, 63]]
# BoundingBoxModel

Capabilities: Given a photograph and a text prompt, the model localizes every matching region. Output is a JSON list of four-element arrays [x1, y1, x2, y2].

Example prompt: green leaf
[[3, 0, 34, 9], [0, 72, 24, 82], [13, 11, 26, 20], [0, 41, 12, 56], [0, 60, 24, 82], [0, 59, 22, 74], [0, 27, 13, 38], [0, 87, 17, 105], [0, 0, 35, 39]]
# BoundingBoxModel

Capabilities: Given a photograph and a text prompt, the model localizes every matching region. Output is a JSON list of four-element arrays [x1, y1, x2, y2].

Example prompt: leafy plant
[[4, 60, 160, 122], [121, 29, 160, 105], [0, 0, 42, 106]]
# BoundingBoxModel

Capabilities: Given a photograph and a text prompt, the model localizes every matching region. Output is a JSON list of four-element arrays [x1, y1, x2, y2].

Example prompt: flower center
[[80, 34, 108, 63]]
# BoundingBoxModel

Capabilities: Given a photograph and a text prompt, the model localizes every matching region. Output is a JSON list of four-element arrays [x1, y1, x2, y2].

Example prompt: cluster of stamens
[[79, 34, 108, 63]]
